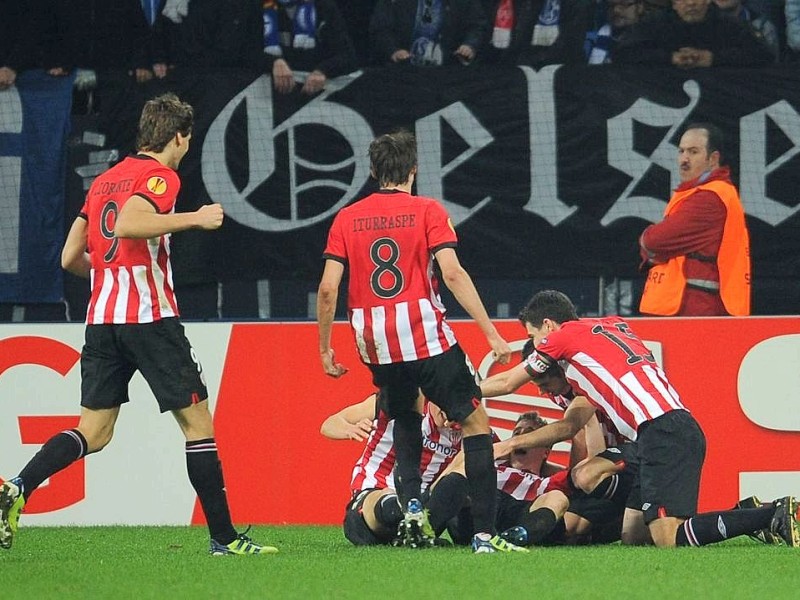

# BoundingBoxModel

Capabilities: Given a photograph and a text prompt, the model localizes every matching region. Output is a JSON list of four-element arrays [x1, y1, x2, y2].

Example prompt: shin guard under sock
[[675, 507, 773, 546], [519, 507, 559, 545], [186, 438, 237, 544], [373, 493, 403, 529], [392, 411, 424, 507], [18, 429, 88, 500], [427, 473, 469, 535], [463, 434, 497, 535]]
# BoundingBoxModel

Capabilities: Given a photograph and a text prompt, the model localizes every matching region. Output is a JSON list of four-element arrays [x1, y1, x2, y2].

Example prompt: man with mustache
[[638, 123, 751, 316]]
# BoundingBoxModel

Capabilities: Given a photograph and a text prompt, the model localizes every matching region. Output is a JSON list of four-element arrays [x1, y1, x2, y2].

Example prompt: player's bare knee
[[80, 427, 114, 453], [569, 464, 595, 493]]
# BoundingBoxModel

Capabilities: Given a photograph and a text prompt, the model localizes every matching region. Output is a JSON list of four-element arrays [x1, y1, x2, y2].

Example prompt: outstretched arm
[[494, 396, 596, 458], [480, 362, 532, 398]]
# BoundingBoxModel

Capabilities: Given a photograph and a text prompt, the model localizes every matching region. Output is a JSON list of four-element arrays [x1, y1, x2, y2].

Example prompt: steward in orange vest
[[639, 126, 750, 316]]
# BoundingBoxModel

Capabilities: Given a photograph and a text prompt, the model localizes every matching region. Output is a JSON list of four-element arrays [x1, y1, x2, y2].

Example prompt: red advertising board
[[2, 319, 798, 525], [198, 317, 800, 525]]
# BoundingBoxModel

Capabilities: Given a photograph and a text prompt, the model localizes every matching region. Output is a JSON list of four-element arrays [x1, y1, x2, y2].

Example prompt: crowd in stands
[[1, 0, 798, 99]]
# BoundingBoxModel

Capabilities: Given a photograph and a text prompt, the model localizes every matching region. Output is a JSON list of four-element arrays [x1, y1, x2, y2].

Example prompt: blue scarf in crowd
[[411, 0, 444, 66], [532, 0, 560, 47], [263, 0, 317, 56]]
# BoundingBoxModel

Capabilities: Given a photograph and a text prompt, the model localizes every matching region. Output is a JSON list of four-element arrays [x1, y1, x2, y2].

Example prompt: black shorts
[[368, 344, 480, 423], [343, 489, 394, 546], [80, 318, 208, 413], [625, 410, 707, 524]]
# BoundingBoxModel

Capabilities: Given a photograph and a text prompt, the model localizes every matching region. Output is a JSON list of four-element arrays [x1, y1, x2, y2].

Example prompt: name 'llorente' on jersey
[[323, 190, 459, 364], [81, 155, 181, 325]]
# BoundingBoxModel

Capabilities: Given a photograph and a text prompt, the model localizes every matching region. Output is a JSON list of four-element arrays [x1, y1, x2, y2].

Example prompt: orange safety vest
[[639, 179, 751, 316]]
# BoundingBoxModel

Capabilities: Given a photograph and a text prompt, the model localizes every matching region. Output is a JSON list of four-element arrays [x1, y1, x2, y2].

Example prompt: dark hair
[[136, 93, 194, 153], [518, 290, 579, 328], [515, 411, 548, 430], [368, 130, 417, 187], [520, 339, 535, 361], [683, 122, 725, 161]]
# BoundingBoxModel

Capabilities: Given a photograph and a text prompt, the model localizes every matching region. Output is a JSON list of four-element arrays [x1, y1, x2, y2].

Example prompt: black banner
[[78, 64, 800, 310]]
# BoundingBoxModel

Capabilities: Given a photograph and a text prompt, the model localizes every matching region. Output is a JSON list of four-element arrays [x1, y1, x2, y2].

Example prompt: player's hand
[[321, 348, 348, 378], [490, 337, 513, 365], [194, 203, 224, 230], [345, 418, 374, 441]]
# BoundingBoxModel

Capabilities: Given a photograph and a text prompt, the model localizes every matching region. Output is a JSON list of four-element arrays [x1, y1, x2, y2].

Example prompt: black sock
[[186, 438, 237, 545], [373, 493, 403, 529], [587, 473, 621, 501], [675, 507, 773, 546], [392, 411, 423, 508], [463, 434, 497, 536], [18, 429, 88, 500], [427, 473, 469, 535], [519, 507, 559, 545]]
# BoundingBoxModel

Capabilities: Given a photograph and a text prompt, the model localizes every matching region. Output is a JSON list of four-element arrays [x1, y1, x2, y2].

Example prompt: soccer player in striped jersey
[[317, 130, 515, 553], [321, 391, 462, 545], [480, 289, 800, 548], [0, 94, 275, 556], [428, 410, 625, 547]]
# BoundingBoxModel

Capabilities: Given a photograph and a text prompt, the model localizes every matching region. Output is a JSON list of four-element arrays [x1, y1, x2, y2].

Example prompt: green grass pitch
[[0, 526, 797, 599]]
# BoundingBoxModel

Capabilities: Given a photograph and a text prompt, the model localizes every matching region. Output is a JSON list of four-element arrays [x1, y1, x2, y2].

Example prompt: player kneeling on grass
[[482, 289, 800, 549], [321, 391, 461, 547], [0, 94, 275, 556]]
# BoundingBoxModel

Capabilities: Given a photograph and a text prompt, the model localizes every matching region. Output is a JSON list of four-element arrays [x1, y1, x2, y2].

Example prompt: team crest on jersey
[[146, 176, 168, 195]]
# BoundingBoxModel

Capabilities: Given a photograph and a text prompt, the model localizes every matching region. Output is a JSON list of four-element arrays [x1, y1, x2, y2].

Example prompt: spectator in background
[[369, 0, 489, 66], [2, 0, 80, 87], [584, 0, 646, 64], [642, 0, 670, 17], [713, 0, 780, 61], [262, 0, 358, 95], [141, 0, 172, 80], [481, 0, 593, 66], [787, 0, 800, 58], [334, 0, 376, 67], [481, 0, 537, 64], [163, 0, 268, 71], [0, 0, 31, 90], [516, 0, 593, 67], [615, 0, 774, 67], [164, 0, 357, 95], [71, 1, 170, 143], [639, 123, 751, 317]]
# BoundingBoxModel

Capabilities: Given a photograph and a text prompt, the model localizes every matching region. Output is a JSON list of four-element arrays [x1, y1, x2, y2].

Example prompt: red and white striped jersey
[[496, 465, 571, 502], [533, 317, 686, 441], [81, 155, 180, 324], [323, 190, 459, 364], [349, 405, 463, 495]]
